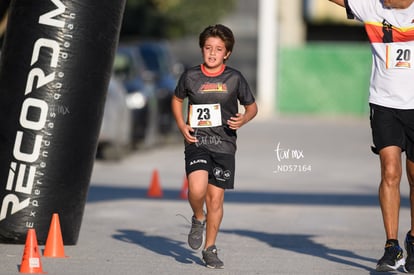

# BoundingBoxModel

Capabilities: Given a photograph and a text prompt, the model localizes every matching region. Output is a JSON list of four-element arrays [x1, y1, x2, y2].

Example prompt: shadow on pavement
[[112, 229, 203, 266], [87, 185, 409, 208], [221, 229, 378, 273], [111, 227, 384, 273]]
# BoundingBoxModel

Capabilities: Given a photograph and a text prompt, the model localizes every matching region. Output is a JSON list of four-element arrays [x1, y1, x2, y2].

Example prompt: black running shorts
[[184, 144, 235, 189], [370, 103, 414, 161]]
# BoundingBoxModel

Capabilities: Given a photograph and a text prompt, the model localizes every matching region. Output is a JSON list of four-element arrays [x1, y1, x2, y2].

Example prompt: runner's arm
[[171, 95, 197, 143], [329, 0, 345, 7], [227, 102, 258, 130]]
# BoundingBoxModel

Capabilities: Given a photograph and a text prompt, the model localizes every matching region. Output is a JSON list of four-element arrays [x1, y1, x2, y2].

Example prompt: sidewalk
[[0, 116, 410, 274]]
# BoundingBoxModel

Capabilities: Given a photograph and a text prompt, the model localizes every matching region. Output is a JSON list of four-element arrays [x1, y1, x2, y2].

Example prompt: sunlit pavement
[[1, 116, 410, 274]]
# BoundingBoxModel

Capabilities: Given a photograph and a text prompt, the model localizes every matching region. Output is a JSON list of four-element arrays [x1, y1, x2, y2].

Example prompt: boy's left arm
[[227, 102, 258, 130]]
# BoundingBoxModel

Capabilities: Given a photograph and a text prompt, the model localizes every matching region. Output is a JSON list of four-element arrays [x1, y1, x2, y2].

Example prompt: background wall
[[170, 0, 372, 117], [277, 44, 371, 116]]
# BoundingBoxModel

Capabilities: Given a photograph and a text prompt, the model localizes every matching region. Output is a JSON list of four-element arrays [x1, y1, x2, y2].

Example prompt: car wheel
[[98, 143, 125, 161]]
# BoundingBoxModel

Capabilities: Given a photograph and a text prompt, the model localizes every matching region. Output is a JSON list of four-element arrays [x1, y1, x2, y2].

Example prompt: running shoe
[[376, 240, 405, 272], [202, 245, 224, 269], [188, 215, 205, 250], [405, 231, 414, 273]]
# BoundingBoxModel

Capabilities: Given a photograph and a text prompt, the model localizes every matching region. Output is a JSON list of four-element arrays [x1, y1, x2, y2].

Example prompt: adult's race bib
[[189, 104, 222, 128], [386, 45, 414, 69]]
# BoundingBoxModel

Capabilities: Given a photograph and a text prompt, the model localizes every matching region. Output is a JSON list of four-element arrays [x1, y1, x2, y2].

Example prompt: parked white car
[[97, 76, 132, 160]]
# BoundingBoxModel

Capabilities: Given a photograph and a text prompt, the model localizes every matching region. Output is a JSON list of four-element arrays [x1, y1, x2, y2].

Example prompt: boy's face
[[202, 36, 231, 72]]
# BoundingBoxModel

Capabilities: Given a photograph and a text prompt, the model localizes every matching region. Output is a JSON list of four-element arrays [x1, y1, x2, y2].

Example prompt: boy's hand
[[227, 113, 246, 130], [180, 124, 198, 143]]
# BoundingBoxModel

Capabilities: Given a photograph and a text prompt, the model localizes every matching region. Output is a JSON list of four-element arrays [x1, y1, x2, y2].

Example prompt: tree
[[121, 0, 236, 39]]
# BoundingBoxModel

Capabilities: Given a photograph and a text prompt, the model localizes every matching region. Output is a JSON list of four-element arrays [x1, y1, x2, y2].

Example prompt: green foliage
[[121, 0, 236, 39]]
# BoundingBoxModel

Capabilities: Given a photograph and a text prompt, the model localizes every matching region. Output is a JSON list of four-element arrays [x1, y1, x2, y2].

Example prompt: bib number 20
[[387, 45, 413, 69]]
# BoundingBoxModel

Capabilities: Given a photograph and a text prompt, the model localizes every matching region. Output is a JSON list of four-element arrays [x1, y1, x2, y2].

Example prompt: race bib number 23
[[189, 104, 222, 128]]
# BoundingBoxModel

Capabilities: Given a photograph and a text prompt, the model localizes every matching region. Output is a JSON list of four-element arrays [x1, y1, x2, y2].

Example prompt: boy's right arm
[[171, 95, 197, 143], [171, 95, 185, 130]]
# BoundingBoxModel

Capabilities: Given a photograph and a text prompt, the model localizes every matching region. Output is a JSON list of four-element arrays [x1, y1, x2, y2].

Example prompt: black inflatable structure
[[0, 0, 126, 244]]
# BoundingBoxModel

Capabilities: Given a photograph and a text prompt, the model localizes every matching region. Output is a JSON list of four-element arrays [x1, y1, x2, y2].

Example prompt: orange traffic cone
[[179, 175, 188, 199], [147, 169, 163, 198], [44, 213, 66, 258], [19, 229, 45, 274]]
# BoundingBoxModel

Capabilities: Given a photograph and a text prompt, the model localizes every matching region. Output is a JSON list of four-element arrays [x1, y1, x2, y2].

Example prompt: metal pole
[[256, 0, 277, 118]]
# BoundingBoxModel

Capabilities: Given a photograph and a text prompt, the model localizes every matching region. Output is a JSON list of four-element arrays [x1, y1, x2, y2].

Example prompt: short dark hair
[[199, 24, 235, 53]]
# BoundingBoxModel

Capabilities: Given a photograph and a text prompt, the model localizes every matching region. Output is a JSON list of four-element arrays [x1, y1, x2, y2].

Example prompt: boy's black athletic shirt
[[175, 64, 255, 154]]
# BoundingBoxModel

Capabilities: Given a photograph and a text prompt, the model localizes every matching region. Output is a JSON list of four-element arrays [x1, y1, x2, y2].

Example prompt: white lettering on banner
[[20, 98, 48, 130], [0, 0, 68, 222], [38, 0, 66, 28], [13, 132, 42, 163], [31, 38, 60, 67]]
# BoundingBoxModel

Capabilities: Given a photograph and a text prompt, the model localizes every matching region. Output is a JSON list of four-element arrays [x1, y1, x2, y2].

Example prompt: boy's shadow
[[112, 228, 402, 274], [221, 229, 386, 273], [112, 229, 202, 265]]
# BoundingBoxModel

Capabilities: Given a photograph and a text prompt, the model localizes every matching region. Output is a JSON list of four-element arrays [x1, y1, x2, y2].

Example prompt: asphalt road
[[1, 116, 411, 274]]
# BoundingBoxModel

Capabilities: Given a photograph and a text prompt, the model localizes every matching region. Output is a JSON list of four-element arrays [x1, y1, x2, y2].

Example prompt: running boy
[[171, 24, 258, 269]]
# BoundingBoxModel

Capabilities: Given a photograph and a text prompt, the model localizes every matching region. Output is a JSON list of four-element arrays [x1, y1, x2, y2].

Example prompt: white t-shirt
[[346, 0, 414, 109]]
